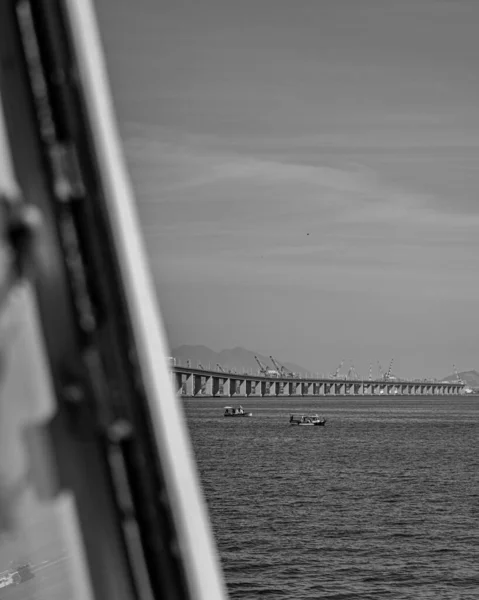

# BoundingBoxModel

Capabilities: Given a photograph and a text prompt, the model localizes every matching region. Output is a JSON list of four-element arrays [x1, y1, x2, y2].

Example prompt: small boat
[[289, 414, 326, 426], [224, 406, 252, 417]]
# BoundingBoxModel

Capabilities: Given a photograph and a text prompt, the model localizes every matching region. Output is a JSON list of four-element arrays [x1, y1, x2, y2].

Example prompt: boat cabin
[[289, 414, 326, 425], [224, 406, 244, 416]]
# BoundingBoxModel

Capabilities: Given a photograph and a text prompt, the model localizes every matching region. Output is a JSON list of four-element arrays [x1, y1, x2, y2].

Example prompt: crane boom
[[269, 356, 285, 375], [347, 362, 359, 380], [331, 359, 344, 379], [384, 358, 394, 381], [453, 364, 464, 384], [254, 356, 279, 377], [270, 355, 295, 377], [254, 355, 268, 374]]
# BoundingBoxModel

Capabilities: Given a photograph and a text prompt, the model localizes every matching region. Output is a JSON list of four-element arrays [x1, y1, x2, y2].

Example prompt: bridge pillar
[[269, 381, 279, 396], [229, 379, 238, 396], [185, 374, 194, 396], [173, 372, 182, 395], [212, 377, 221, 396], [221, 378, 231, 397], [203, 376, 212, 396], [193, 375, 203, 396]]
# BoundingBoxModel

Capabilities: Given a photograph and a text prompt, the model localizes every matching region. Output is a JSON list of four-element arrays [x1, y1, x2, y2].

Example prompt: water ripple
[[186, 396, 479, 599]]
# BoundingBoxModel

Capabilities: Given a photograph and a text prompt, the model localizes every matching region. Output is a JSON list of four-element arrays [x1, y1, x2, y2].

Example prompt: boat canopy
[[290, 414, 319, 418]]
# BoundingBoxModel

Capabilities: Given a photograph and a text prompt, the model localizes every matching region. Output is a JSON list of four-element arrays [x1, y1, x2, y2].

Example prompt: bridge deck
[[169, 366, 464, 397]]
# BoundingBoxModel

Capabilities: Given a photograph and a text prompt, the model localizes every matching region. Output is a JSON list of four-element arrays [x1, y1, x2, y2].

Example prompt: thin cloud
[[124, 128, 478, 235]]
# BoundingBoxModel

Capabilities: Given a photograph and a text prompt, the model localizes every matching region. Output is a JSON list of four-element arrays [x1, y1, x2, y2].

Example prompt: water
[[185, 396, 479, 599]]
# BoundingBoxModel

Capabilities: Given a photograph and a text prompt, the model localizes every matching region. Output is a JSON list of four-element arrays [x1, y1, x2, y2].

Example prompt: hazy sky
[[96, 0, 479, 378]]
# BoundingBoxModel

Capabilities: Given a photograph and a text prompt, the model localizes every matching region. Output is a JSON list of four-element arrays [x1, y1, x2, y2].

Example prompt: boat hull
[[290, 421, 325, 426], [224, 413, 252, 417]]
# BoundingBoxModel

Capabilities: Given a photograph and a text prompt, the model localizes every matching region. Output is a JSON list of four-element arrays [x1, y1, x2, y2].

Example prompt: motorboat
[[224, 406, 252, 417], [289, 414, 326, 426]]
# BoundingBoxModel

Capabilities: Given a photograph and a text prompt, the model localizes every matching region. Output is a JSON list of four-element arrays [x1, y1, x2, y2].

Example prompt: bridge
[[170, 366, 465, 397]]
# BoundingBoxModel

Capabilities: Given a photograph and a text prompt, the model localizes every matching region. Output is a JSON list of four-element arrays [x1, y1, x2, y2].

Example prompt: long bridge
[[171, 366, 465, 397]]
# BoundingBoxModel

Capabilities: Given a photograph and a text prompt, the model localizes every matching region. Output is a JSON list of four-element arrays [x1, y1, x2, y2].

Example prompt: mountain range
[[170, 345, 478, 385], [441, 370, 479, 388], [170, 345, 311, 376]]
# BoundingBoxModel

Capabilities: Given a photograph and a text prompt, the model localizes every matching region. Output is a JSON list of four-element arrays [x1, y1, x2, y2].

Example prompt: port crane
[[270, 356, 288, 376], [270, 356, 299, 378], [347, 362, 359, 380], [254, 356, 279, 377], [330, 359, 344, 379], [216, 363, 226, 373], [368, 363, 373, 381], [453, 364, 464, 385], [384, 358, 395, 381]]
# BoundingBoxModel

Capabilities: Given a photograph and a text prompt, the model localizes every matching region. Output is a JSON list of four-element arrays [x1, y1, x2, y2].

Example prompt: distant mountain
[[170, 345, 311, 375], [441, 370, 479, 387]]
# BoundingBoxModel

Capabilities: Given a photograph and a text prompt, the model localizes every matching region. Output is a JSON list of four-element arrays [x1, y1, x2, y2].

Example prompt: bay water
[[185, 396, 479, 599]]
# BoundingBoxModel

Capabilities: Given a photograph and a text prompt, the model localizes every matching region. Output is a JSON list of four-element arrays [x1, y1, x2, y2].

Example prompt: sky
[[94, 0, 479, 379]]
